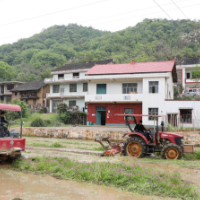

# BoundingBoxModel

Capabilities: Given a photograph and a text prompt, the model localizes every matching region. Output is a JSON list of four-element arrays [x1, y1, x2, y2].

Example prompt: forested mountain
[[1, 19, 200, 82]]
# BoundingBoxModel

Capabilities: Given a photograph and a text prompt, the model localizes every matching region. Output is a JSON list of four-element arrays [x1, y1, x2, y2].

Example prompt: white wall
[[166, 100, 200, 127], [142, 77, 166, 125], [88, 80, 143, 95]]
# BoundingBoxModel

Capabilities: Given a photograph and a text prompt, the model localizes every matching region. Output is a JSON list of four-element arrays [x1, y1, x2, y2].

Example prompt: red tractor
[[0, 104, 25, 161], [95, 114, 194, 160]]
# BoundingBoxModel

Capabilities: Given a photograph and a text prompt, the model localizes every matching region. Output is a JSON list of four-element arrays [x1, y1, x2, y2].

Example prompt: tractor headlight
[[181, 138, 184, 143]]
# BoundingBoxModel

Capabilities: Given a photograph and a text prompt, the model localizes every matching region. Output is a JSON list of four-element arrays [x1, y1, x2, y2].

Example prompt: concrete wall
[[166, 100, 200, 127], [88, 80, 143, 94], [13, 127, 200, 145]]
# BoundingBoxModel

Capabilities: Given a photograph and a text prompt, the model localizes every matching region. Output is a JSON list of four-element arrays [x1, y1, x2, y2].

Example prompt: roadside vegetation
[[12, 156, 198, 199]]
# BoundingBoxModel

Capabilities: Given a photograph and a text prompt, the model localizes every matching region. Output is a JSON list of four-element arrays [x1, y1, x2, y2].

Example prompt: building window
[[122, 83, 137, 94], [33, 100, 36, 105], [58, 74, 64, 79], [15, 92, 17, 96], [69, 100, 76, 109], [83, 83, 88, 92], [186, 72, 191, 79], [148, 108, 158, 120], [124, 108, 133, 120], [180, 109, 192, 123], [85, 103, 88, 109], [73, 73, 79, 78], [70, 84, 77, 92], [97, 84, 106, 94], [7, 84, 14, 90], [149, 81, 159, 93], [53, 85, 60, 93]]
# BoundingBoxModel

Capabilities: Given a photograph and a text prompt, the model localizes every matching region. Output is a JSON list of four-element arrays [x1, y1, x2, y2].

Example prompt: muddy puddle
[[0, 167, 176, 200]]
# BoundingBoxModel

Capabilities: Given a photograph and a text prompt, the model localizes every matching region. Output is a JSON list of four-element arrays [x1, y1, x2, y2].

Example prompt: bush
[[5, 99, 30, 120], [57, 111, 87, 125], [31, 118, 45, 127], [38, 107, 47, 114], [57, 103, 68, 114]]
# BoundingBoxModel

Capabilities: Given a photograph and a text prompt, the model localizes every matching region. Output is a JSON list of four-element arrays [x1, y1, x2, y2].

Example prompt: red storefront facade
[[87, 103, 142, 126]]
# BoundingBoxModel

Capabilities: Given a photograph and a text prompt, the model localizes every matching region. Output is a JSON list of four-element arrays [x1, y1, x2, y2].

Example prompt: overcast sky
[[0, 0, 200, 46]]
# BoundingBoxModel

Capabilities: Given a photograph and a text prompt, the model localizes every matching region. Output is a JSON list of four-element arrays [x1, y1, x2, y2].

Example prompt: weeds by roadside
[[12, 156, 198, 199]]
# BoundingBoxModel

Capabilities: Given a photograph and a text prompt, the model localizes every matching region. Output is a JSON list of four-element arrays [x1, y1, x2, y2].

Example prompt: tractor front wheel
[[161, 143, 182, 160], [123, 137, 146, 158]]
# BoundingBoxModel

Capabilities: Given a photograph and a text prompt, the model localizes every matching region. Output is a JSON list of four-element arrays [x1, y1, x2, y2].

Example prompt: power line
[[0, 0, 109, 28], [80, 0, 190, 24], [91, 1, 200, 27], [153, 0, 173, 20], [1, 1, 200, 42], [171, 0, 188, 19]]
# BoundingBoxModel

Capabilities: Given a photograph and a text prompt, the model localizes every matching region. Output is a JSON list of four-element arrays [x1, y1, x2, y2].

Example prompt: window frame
[[73, 73, 79, 78], [180, 109, 192, 124], [122, 83, 138, 94], [53, 85, 60, 93], [69, 100, 76, 109], [148, 108, 159, 120], [58, 74, 64, 80], [96, 84, 107, 94], [149, 81, 159, 94], [124, 108, 134, 120], [186, 72, 191, 79], [69, 84, 77, 92], [83, 83, 88, 92], [7, 84, 14, 90]]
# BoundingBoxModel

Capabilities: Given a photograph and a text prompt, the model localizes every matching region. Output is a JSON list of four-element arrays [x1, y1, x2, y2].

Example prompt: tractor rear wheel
[[161, 143, 182, 160], [123, 136, 146, 158]]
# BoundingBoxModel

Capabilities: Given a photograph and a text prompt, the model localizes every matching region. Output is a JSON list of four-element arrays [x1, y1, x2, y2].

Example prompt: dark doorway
[[96, 107, 106, 125], [101, 111, 106, 125]]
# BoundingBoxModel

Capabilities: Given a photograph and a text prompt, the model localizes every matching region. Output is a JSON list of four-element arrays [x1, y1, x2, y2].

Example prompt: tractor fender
[[126, 133, 149, 144]]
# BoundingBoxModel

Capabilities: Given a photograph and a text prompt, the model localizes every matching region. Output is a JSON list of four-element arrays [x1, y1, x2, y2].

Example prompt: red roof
[[0, 104, 21, 112], [86, 59, 176, 75]]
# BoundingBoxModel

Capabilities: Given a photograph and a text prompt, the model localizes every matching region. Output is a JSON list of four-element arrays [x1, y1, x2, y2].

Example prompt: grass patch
[[31, 142, 64, 148], [183, 150, 200, 160], [9, 113, 72, 128], [92, 146, 106, 151], [12, 156, 198, 199]]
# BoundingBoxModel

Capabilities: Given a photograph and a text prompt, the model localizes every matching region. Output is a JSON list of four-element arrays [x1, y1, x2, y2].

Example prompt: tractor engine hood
[[159, 132, 183, 138]]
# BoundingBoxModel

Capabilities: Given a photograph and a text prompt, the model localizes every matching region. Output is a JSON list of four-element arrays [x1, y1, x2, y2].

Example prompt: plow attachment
[[94, 136, 124, 156]]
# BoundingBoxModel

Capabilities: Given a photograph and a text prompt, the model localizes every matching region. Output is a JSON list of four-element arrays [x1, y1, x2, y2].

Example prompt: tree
[[192, 65, 200, 92], [0, 61, 14, 81]]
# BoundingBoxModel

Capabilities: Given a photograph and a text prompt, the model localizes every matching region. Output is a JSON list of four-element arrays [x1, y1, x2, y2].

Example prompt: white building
[[44, 60, 113, 113], [176, 57, 200, 91], [85, 59, 176, 126], [166, 99, 200, 128]]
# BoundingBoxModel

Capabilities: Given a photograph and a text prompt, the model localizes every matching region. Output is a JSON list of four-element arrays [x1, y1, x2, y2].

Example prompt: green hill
[[0, 19, 200, 82]]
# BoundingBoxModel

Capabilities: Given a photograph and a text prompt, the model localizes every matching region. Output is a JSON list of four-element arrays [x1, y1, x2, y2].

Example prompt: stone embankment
[[13, 127, 200, 145]]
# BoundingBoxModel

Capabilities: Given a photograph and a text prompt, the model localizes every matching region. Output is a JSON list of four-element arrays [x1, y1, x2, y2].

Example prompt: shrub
[[38, 107, 47, 114], [5, 99, 30, 120], [31, 118, 45, 127], [57, 103, 68, 114]]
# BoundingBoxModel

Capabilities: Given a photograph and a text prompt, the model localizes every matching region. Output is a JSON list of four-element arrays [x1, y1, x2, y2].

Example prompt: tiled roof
[[86, 59, 176, 75], [177, 57, 200, 65], [52, 59, 114, 72], [10, 81, 46, 92]]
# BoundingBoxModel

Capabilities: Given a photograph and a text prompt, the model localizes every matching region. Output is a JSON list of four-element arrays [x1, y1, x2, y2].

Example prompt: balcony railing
[[185, 78, 200, 83], [46, 93, 85, 98], [0, 91, 12, 95], [21, 95, 39, 99], [45, 76, 83, 83], [85, 93, 148, 102]]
